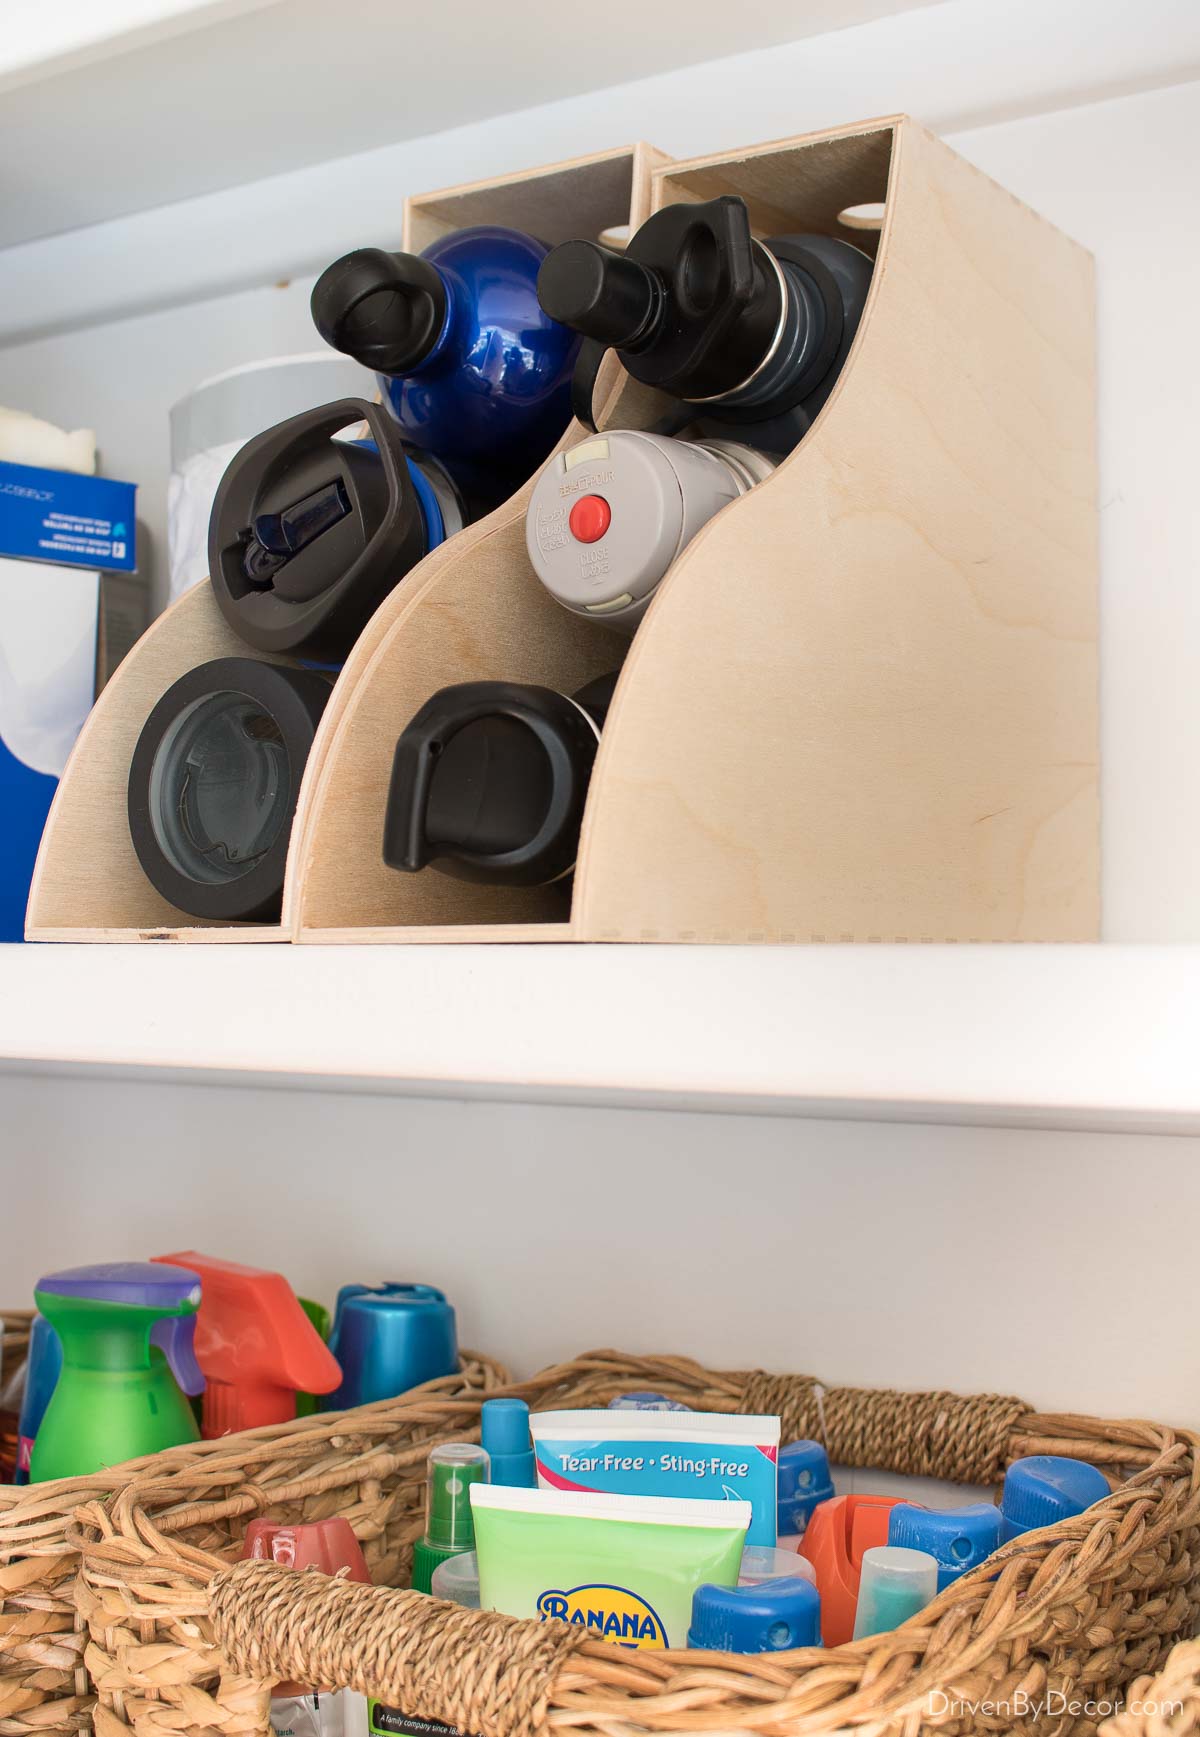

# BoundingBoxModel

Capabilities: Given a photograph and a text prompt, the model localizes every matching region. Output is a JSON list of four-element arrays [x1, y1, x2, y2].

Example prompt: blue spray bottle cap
[[688, 1577, 821, 1653], [1001, 1456, 1109, 1542], [323, 1282, 458, 1410], [887, 1502, 1002, 1589], [480, 1398, 536, 1488], [14, 1314, 63, 1484], [777, 1440, 835, 1537], [35, 1262, 205, 1394]]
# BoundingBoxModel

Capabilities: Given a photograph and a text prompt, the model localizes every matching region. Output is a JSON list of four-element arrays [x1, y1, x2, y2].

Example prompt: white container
[[168, 352, 372, 602]]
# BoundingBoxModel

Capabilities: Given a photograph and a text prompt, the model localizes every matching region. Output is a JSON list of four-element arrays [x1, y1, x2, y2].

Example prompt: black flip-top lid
[[311, 248, 448, 376], [384, 679, 613, 887], [537, 196, 781, 400], [208, 397, 427, 662]]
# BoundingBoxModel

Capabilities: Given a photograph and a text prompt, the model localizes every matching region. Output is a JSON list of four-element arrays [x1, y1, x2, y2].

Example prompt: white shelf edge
[[1, 942, 1197, 1133]]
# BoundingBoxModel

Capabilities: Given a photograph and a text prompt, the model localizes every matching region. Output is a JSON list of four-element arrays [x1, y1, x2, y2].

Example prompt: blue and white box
[[0, 460, 139, 941], [0, 459, 136, 573]]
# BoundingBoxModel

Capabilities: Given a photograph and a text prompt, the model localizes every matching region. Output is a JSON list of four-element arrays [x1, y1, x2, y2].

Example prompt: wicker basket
[[71, 1350, 1200, 1737], [0, 1326, 507, 1737], [0, 1306, 97, 1737], [1101, 1636, 1200, 1734]]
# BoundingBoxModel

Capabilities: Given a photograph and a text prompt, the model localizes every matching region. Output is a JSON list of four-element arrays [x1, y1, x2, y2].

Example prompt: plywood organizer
[[24, 143, 665, 942], [28, 117, 1100, 946], [292, 114, 1099, 943]]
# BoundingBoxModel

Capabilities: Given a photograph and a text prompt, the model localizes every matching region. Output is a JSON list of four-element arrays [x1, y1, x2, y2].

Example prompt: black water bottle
[[384, 674, 618, 887], [537, 196, 873, 452], [207, 398, 466, 662]]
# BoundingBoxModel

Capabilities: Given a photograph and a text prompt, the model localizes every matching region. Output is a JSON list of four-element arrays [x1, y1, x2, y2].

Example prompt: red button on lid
[[568, 494, 611, 544]]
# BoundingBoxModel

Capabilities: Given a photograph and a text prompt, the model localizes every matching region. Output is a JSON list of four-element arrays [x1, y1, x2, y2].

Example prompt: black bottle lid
[[538, 196, 781, 401], [384, 678, 615, 887], [127, 658, 331, 924], [208, 397, 428, 661], [311, 248, 448, 376]]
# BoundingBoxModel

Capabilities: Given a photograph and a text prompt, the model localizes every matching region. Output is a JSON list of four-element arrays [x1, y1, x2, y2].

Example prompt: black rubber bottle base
[[127, 658, 331, 923]]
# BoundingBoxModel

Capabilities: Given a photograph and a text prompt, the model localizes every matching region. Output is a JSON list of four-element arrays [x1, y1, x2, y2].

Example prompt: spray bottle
[[29, 1262, 204, 1481], [370, 1443, 488, 1737], [155, 1252, 341, 1436]]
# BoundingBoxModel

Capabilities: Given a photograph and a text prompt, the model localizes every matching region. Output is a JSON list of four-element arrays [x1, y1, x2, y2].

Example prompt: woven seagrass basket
[[72, 1351, 1200, 1737], [1101, 1635, 1200, 1735], [0, 1316, 506, 1737]]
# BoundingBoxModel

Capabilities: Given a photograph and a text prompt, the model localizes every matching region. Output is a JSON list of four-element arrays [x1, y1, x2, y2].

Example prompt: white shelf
[[1, 943, 1196, 1131]]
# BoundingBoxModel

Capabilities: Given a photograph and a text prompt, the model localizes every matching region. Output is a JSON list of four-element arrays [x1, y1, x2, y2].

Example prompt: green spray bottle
[[29, 1262, 205, 1482]]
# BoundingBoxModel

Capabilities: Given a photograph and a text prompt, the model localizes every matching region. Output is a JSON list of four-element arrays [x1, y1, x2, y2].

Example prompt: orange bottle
[[798, 1494, 905, 1647], [154, 1251, 341, 1436]]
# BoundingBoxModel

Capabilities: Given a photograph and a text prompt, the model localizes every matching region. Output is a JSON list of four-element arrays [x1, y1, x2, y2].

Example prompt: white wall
[[2, 1066, 1198, 1429]]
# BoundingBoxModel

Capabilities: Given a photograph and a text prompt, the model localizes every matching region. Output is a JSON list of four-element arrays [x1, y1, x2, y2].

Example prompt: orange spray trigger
[[798, 1493, 904, 1648], [153, 1251, 342, 1437]]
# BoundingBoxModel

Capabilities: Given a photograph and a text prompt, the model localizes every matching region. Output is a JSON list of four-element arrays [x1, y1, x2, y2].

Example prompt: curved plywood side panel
[[572, 118, 1099, 942], [292, 451, 626, 937], [289, 144, 667, 940], [26, 580, 298, 941]]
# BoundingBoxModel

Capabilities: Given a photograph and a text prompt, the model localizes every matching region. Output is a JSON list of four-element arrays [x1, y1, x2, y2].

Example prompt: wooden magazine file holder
[[290, 116, 1099, 943], [24, 143, 665, 940]]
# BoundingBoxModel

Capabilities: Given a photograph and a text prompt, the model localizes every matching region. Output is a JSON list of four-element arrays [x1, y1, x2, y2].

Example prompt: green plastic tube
[[471, 1485, 750, 1650]]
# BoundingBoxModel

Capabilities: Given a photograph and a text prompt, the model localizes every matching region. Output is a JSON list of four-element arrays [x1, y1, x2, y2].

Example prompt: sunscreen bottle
[[799, 1493, 905, 1648], [480, 1398, 536, 1488], [1001, 1456, 1109, 1541], [887, 1502, 1002, 1589], [689, 1575, 821, 1652], [412, 1443, 490, 1594], [777, 1440, 834, 1547]]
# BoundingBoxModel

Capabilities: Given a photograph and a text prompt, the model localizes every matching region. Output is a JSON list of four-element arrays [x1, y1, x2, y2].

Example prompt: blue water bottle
[[311, 228, 580, 514], [322, 1282, 458, 1410]]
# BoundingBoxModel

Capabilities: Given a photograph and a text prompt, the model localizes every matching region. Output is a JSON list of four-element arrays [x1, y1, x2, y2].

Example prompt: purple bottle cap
[[36, 1261, 202, 1307], [35, 1262, 205, 1395]]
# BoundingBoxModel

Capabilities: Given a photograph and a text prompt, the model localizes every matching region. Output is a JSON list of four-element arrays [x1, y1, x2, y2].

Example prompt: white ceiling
[[0, 0, 944, 249]]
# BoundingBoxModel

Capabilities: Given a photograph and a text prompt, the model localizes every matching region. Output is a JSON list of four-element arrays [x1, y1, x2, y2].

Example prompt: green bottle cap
[[295, 1298, 332, 1418], [411, 1442, 489, 1594]]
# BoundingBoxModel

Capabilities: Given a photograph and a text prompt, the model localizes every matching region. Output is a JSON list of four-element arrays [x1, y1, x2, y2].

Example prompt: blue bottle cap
[[36, 1261, 201, 1308], [777, 1440, 835, 1537], [887, 1502, 1002, 1588], [607, 1392, 691, 1411], [324, 1282, 458, 1410], [1001, 1456, 1109, 1542], [688, 1577, 821, 1654], [481, 1398, 536, 1487]]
